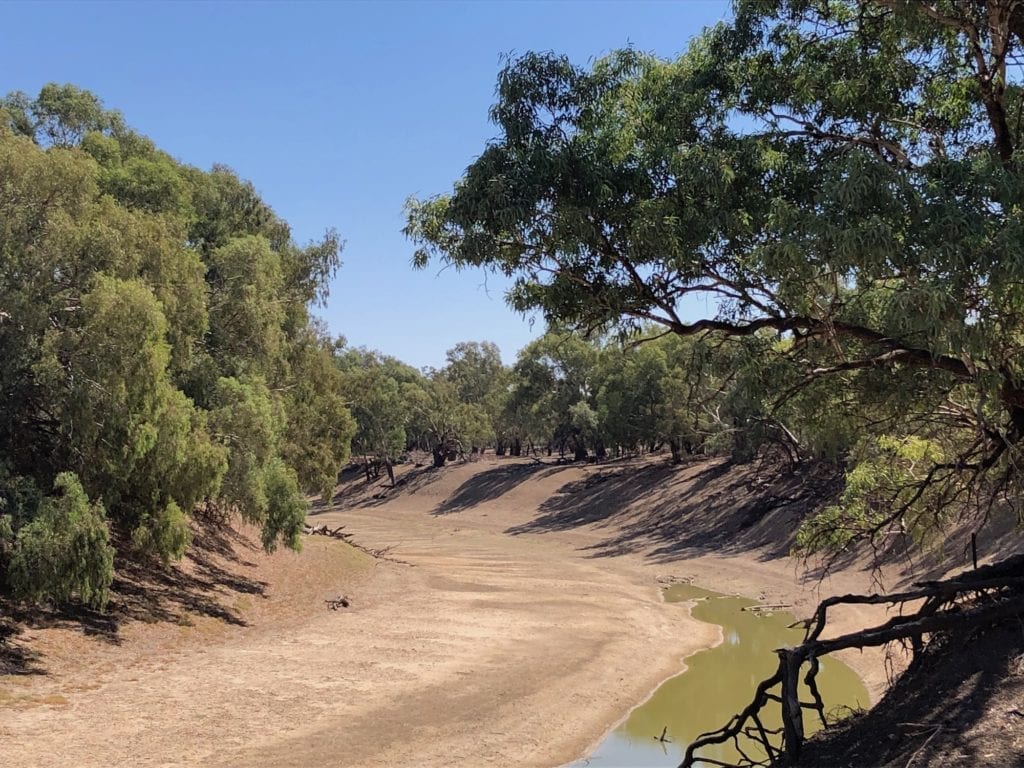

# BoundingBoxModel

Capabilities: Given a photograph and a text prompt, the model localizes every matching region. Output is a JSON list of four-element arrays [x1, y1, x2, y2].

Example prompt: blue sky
[[1, 0, 730, 368]]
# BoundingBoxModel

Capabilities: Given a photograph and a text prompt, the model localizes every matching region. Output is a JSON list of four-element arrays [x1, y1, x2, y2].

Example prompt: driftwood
[[303, 523, 412, 565], [326, 596, 350, 610], [680, 554, 1024, 768], [743, 604, 792, 615]]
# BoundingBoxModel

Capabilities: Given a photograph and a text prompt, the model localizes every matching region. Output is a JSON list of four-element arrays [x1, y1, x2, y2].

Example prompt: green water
[[569, 584, 868, 767]]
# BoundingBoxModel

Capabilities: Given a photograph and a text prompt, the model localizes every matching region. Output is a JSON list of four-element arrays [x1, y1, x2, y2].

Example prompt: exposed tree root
[[679, 554, 1024, 768]]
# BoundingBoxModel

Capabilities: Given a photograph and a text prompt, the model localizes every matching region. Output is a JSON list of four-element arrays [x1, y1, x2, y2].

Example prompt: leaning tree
[[406, 0, 1024, 762]]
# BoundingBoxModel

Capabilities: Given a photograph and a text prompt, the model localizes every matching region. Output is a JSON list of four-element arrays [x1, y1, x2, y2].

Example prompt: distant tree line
[[335, 327, 850, 473]]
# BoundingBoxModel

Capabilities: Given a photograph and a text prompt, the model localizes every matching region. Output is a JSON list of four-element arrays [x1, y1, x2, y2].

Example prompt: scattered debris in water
[[656, 574, 694, 585], [742, 603, 791, 617]]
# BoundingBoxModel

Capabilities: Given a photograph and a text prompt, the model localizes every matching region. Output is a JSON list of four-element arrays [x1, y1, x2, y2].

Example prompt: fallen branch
[[903, 725, 943, 768], [303, 523, 413, 566], [303, 523, 347, 538]]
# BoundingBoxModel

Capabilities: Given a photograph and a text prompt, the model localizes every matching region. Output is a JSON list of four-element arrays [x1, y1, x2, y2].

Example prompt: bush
[[7, 473, 115, 609]]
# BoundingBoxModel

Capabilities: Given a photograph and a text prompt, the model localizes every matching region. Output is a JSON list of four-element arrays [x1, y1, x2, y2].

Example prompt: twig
[[903, 725, 943, 768]]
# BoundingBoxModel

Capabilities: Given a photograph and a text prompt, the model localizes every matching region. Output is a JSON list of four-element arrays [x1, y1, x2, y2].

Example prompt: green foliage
[[443, 341, 504, 406], [796, 436, 948, 554], [508, 332, 598, 457], [260, 458, 306, 553], [7, 473, 114, 609], [404, 377, 492, 466], [131, 501, 191, 563], [210, 375, 281, 520], [407, 2, 1024, 556], [3, 83, 123, 147], [279, 329, 355, 500], [0, 85, 351, 605], [342, 360, 409, 465]]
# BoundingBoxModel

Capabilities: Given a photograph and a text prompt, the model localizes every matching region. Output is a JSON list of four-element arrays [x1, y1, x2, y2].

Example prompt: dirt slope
[[2, 453, 995, 767]]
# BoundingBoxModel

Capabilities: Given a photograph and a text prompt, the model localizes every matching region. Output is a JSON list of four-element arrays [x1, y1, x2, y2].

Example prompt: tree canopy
[[0, 85, 354, 606], [406, 0, 1024, 557]]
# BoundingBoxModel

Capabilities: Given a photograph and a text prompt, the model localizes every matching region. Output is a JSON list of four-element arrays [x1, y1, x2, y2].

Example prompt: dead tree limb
[[679, 555, 1024, 768], [303, 523, 413, 565]]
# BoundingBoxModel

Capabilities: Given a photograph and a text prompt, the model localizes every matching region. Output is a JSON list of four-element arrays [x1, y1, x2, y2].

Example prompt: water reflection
[[569, 584, 868, 767]]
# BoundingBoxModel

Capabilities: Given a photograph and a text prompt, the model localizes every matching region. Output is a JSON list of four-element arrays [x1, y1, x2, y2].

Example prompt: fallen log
[[303, 524, 348, 538]]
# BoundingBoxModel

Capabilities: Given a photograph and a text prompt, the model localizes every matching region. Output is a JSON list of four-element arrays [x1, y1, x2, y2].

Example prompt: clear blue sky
[[1, 0, 730, 368]]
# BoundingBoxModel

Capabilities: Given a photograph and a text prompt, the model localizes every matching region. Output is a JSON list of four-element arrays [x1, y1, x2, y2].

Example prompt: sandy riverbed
[[1, 456, 902, 767]]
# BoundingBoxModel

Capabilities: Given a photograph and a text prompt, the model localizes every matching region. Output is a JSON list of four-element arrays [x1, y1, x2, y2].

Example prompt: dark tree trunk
[[669, 439, 683, 464], [432, 445, 447, 468], [385, 458, 395, 486], [595, 440, 606, 460], [574, 440, 587, 461]]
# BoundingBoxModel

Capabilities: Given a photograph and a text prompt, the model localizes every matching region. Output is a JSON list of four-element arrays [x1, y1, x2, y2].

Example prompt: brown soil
[[798, 618, 1024, 768], [1, 453, 1016, 767]]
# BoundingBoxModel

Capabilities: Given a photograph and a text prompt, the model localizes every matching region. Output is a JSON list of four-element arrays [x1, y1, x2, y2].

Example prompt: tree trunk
[[385, 458, 395, 486], [779, 649, 804, 763], [574, 440, 588, 461], [432, 445, 447, 468], [669, 439, 683, 464]]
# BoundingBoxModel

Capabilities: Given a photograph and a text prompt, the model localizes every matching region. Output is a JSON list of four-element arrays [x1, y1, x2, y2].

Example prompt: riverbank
[[1, 454, 945, 767]]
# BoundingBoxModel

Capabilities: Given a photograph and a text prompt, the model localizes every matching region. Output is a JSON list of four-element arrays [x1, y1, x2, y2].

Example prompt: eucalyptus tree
[[407, 0, 1024, 554], [508, 332, 599, 459], [336, 347, 412, 484], [440, 340, 512, 450], [442, 341, 505, 405], [403, 377, 492, 467]]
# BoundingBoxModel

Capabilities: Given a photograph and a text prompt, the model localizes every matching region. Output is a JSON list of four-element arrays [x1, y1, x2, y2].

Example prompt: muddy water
[[570, 584, 868, 767]]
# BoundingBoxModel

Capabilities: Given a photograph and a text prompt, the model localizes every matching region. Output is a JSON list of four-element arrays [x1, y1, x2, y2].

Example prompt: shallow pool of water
[[569, 584, 868, 767]]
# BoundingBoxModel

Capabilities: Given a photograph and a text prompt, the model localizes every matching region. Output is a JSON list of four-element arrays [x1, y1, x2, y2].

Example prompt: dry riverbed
[[1, 455, 898, 767]]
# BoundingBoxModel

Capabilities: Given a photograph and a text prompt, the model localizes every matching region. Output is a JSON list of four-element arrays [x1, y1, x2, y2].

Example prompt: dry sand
[[1, 455, 915, 767]]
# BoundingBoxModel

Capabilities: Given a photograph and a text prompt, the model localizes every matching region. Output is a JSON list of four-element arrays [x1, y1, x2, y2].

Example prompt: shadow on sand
[[433, 461, 573, 515], [799, 618, 1024, 768], [312, 462, 448, 514], [0, 519, 267, 674], [506, 457, 844, 565]]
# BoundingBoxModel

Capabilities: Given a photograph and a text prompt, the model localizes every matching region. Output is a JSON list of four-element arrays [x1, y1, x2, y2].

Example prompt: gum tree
[[406, 3, 1024, 760], [407, 0, 1024, 554]]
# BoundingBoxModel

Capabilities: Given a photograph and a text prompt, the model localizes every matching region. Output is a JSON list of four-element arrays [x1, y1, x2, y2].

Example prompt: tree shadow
[[1, 519, 268, 673], [433, 461, 572, 515], [506, 457, 844, 565], [798, 618, 1024, 767], [310, 462, 371, 513], [0, 616, 46, 675], [313, 462, 449, 513]]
